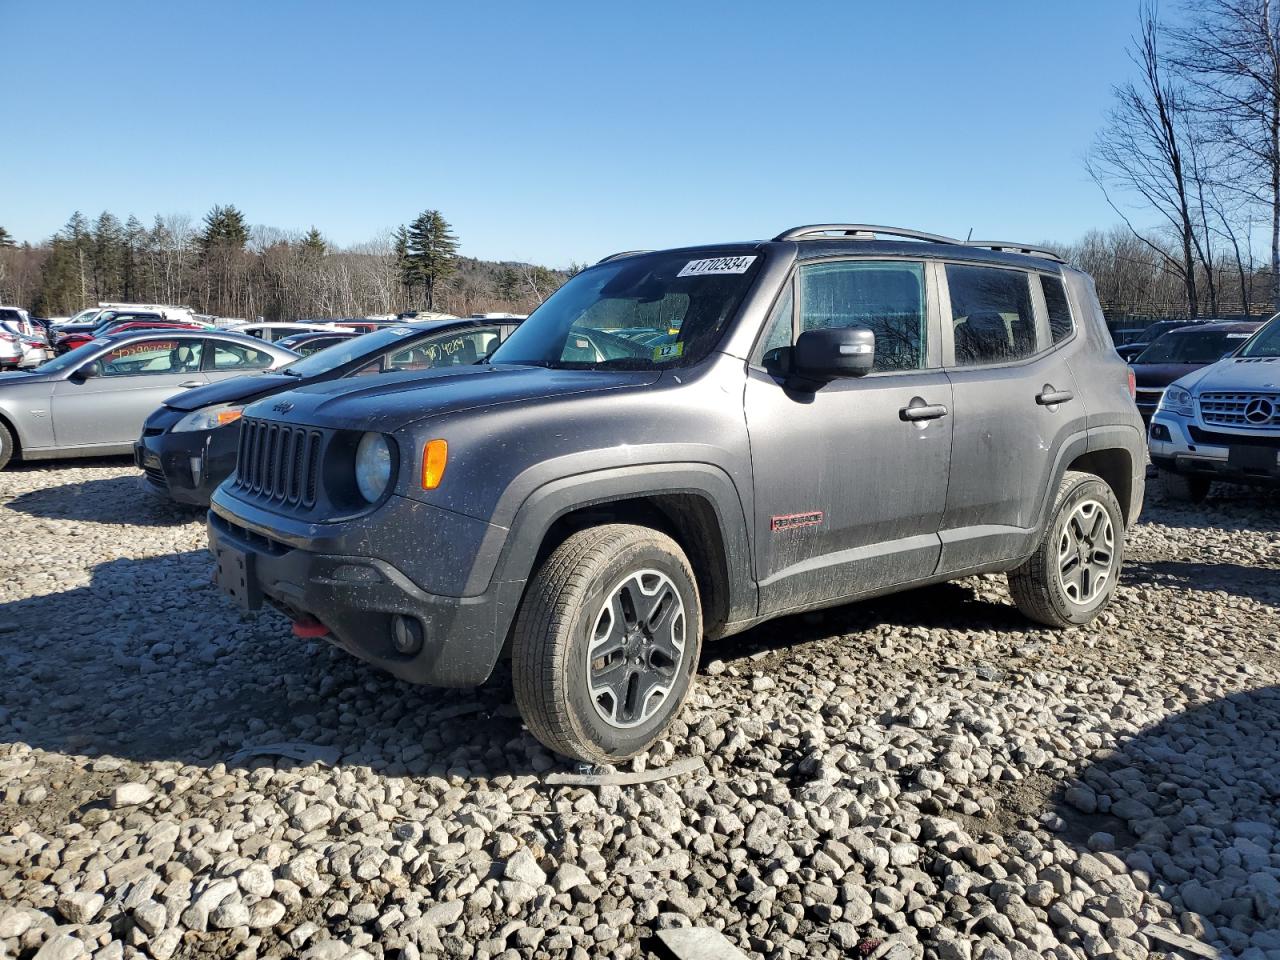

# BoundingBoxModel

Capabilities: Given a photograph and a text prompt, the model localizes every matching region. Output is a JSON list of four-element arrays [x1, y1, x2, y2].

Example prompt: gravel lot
[[0, 460, 1278, 960]]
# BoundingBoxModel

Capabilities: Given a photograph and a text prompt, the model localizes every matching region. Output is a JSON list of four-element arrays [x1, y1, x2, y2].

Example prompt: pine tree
[[496, 266, 521, 303], [123, 215, 148, 301], [92, 211, 124, 299], [0, 226, 14, 248], [300, 227, 326, 257], [405, 210, 459, 310], [392, 225, 413, 304], [198, 204, 249, 254]]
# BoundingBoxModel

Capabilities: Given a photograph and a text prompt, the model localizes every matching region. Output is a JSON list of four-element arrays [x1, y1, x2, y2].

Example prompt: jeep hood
[[164, 373, 297, 411], [1176, 356, 1280, 393], [242, 363, 663, 431]]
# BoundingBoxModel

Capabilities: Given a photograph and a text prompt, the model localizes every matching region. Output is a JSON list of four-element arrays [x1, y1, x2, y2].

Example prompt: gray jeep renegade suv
[[209, 225, 1146, 763]]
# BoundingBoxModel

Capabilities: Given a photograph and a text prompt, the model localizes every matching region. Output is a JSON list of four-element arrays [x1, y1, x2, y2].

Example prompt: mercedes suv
[[207, 225, 1146, 764], [1149, 311, 1280, 501]]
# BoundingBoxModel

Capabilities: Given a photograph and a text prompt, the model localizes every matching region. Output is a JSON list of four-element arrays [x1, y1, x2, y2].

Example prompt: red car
[[56, 318, 202, 353]]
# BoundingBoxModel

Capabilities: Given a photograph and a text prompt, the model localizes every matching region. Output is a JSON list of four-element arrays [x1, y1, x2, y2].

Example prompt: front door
[[938, 263, 1087, 571], [744, 258, 953, 616], [51, 338, 207, 448]]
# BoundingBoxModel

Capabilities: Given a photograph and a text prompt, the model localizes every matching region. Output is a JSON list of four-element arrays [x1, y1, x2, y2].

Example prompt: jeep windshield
[[1237, 315, 1280, 358], [280, 325, 432, 377], [489, 249, 763, 370]]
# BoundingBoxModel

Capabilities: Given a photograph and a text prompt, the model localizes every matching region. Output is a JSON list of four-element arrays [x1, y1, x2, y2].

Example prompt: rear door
[[51, 338, 208, 448], [744, 258, 953, 615], [938, 264, 1086, 571]]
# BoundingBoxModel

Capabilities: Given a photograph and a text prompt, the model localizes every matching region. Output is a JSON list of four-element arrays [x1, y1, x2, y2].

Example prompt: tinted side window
[[947, 265, 1036, 366], [798, 261, 927, 372], [210, 341, 275, 370], [1041, 275, 1074, 344]]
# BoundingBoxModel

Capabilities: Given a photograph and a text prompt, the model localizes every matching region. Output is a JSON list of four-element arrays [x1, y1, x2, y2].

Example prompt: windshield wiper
[[280, 368, 303, 377]]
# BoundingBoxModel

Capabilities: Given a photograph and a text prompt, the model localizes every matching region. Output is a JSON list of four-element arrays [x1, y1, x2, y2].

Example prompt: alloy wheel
[[1057, 499, 1115, 605], [587, 569, 686, 728]]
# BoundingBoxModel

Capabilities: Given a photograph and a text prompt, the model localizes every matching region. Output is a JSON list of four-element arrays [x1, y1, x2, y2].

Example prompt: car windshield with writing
[[1135, 329, 1246, 365], [488, 249, 764, 370], [281, 326, 429, 377]]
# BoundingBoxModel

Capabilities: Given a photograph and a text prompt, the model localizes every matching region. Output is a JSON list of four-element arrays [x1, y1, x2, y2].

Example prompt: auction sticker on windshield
[[677, 256, 756, 278], [653, 342, 685, 362]]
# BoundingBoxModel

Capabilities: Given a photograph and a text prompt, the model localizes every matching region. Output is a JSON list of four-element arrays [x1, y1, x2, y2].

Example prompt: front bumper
[[134, 421, 238, 507], [207, 491, 520, 687], [1149, 413, 1280, 486]]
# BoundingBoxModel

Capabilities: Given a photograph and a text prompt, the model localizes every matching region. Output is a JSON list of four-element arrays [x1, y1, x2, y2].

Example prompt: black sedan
[[1131, 320, 1262, 421], [1115, 319, 1211, 362], [135, 318, 520, 505]]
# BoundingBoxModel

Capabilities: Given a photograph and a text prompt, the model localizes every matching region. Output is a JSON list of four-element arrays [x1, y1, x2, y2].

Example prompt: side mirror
[[789, 327, 875, 388], [73, 361, 100, 381]]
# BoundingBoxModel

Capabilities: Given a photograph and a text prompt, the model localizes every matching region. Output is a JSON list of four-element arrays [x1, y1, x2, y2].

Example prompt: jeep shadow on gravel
[[208, 225, 1146, 764]]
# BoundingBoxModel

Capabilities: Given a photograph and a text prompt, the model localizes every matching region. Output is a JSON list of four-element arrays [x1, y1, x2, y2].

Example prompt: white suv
[[1149, 311, 1280, 500], [0, 307, 50, 370]]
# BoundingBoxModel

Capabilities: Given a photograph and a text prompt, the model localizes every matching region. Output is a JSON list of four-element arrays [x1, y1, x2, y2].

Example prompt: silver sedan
[[0, 329, 298, 470]]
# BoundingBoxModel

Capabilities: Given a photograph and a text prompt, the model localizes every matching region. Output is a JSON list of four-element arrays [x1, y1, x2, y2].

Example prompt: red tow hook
[[291, 617, 331, 639]]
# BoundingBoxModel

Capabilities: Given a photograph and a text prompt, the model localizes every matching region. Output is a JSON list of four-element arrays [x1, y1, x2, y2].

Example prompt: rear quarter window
[[1041, 275, 1074, 344]]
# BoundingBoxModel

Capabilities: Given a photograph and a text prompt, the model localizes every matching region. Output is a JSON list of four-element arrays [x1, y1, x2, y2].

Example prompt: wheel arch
[[494, 464, 756, 645]]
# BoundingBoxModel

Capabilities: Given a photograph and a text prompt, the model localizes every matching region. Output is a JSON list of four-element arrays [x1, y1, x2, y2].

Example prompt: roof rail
[[595, 249, 652, 265], [774, 224, 962, 244], [965, 241, 1066, 264]]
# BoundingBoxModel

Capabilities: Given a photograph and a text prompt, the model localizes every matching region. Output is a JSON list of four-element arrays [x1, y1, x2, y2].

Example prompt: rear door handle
[[900, 400, 949, 422], [178, 381, 203, 389], [1036, 388, 1075, 406]]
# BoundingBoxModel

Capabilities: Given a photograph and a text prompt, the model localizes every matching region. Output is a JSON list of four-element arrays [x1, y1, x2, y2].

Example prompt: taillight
[[1126, 368, 1136, 399]]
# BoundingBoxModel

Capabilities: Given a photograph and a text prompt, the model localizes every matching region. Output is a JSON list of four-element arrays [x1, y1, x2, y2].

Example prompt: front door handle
[[178, 381, 203, 389], [1036, 386, 1075, 406], [900, 399, 949, 422]]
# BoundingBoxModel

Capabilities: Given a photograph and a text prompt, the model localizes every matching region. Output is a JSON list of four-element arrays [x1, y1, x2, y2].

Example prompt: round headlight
[[354, 432, 393, 503]]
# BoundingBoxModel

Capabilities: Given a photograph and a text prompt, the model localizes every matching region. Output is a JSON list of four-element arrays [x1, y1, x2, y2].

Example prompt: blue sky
[[4, 1, 1147, 266]]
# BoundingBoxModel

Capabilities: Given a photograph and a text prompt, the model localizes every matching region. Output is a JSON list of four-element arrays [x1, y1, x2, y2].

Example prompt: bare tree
[[1170, 0, 1280, 310], [1087, 3, 1204, 315]]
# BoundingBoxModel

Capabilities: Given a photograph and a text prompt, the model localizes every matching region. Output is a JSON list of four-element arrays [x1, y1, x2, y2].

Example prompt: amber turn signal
[[421, 439, 448, 489], [217, 409, 243, 426]]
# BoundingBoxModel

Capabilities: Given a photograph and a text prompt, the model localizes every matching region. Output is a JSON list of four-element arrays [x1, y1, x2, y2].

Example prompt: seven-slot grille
[[235, 417, 323, 506], [1199, 392, 1280, 429]]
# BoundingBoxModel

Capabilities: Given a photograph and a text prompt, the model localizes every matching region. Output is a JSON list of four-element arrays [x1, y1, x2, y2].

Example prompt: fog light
[[1149, 423, 1171, 442], [391, 615, 424, 655]]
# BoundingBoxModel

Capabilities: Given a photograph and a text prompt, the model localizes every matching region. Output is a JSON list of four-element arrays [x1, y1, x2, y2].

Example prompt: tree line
[[0, 206, 576, 320], [1086, 0, 1280, 320]]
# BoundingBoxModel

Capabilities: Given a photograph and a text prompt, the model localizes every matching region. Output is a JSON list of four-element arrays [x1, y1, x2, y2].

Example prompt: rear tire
[[0, 422, 13, 471], [1159, 469, 1210, 503], [1008, 471, 1125, 628], [512, 523, 702, 764]]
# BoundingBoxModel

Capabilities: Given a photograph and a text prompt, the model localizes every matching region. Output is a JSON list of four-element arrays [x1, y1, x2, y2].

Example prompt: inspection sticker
[[677, 255, 757, 278]]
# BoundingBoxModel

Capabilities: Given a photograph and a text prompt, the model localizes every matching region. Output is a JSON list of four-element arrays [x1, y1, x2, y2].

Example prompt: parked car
[[1115, 318, 1212, 362], [56, 317, 204, 354], [230, 321, 341, 343], [0, 330, 297, 470], [52, 310, 170, 353], [56, 303, 200, 330], [1131, 321, 1262, 421], [330, 320, 406, 335], [0, 307, 52, 370], [275, 331, 361, 356], [206, 224, 1146, 763], [1149, 312, 1280, 500], [136, 318, 520, 505]]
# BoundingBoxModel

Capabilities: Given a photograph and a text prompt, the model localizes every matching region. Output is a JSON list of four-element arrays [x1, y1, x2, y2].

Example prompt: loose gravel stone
[[0, 462, 1277, 959]]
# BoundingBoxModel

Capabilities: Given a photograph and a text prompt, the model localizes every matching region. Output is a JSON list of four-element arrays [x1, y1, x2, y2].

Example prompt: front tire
[[1008, 471, 1125, 628], [1159, 469, 1210, 503], [512, 523, 702, 764]]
